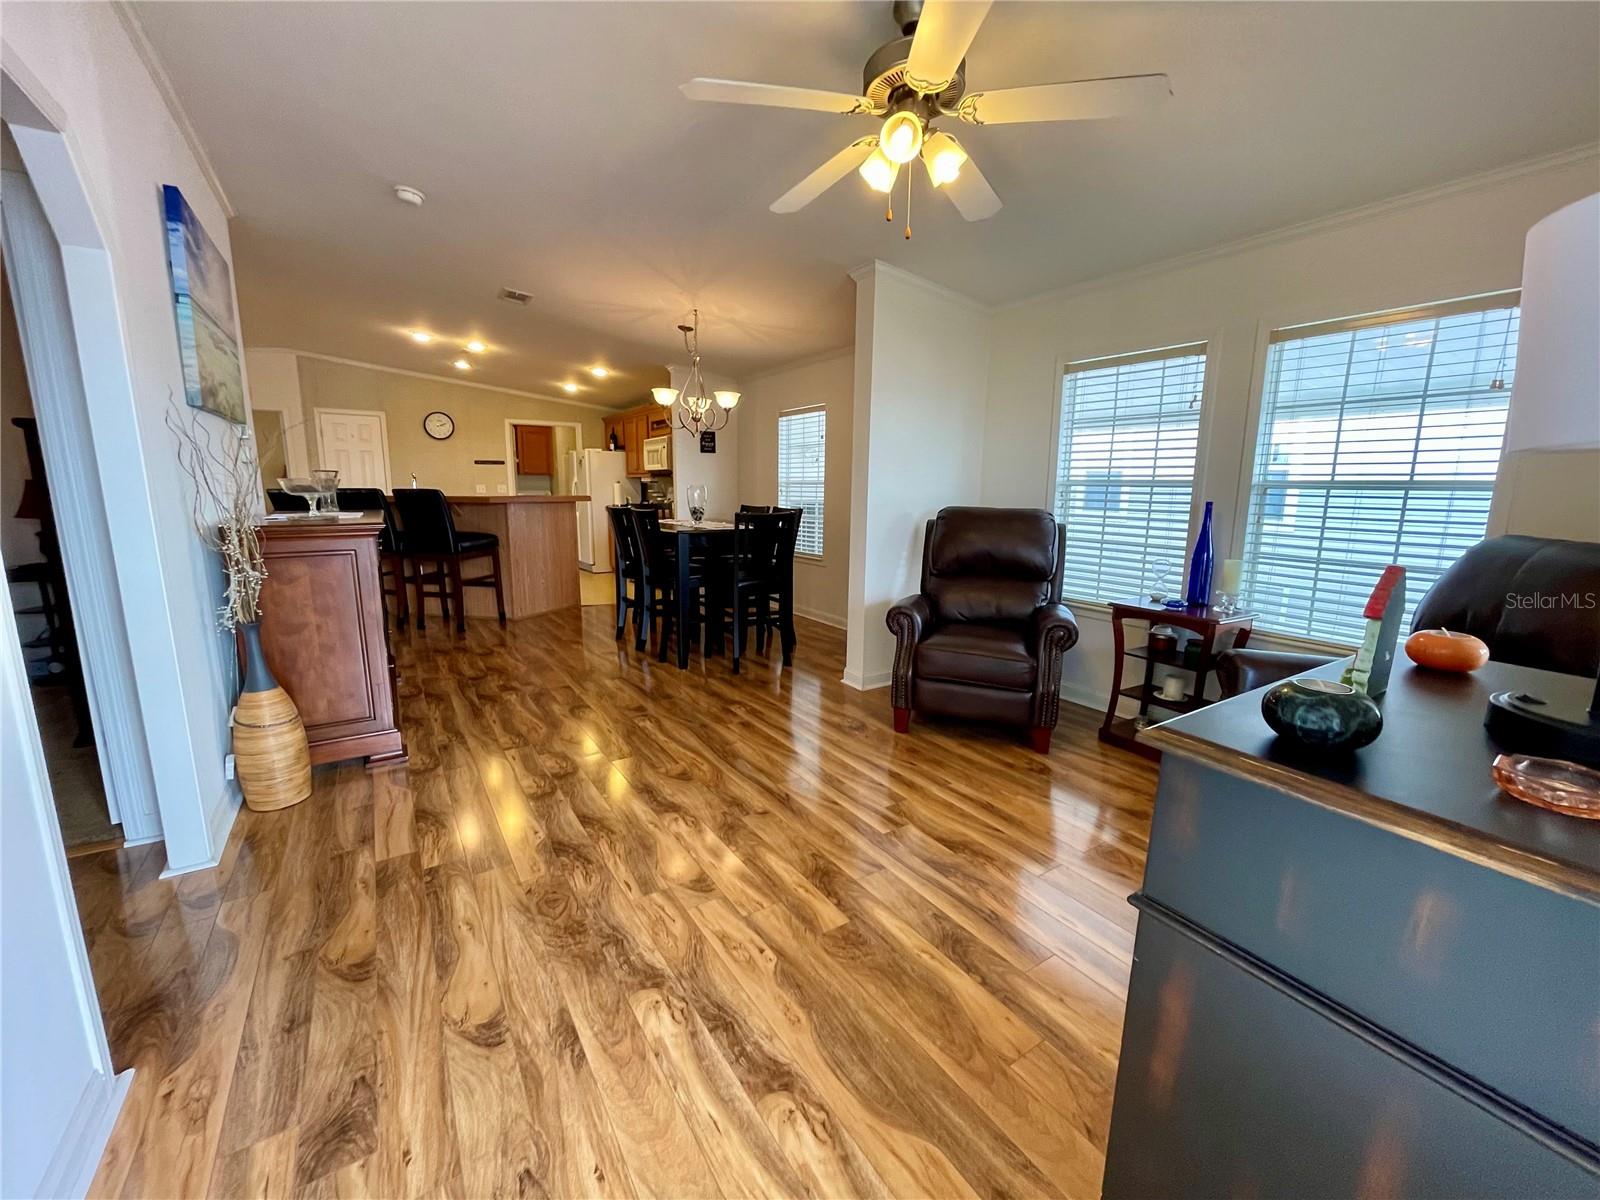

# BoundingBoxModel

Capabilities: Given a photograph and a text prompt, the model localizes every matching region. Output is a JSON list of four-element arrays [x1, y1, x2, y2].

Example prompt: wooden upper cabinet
[[514, 424, 553, 476], [646, 409, 672, 438], [624, 412, 644, 475]]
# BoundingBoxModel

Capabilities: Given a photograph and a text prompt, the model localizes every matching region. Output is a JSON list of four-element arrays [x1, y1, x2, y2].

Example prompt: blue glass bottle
[[1185, 501, 1215, 608]]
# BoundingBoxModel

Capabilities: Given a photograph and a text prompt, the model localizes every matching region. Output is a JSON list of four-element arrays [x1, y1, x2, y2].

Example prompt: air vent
[[498, 286, 533, 305]]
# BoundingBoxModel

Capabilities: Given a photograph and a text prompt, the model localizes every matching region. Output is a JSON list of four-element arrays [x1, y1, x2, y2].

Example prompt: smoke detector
[[392, 184, 426, 207], [498, 286, 533, 306]]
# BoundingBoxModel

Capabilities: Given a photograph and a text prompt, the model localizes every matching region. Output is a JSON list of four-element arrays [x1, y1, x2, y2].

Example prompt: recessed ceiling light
[[452, 359, 471, 371], [409, 331, 433, 344], [465, 339, 486, 354], [589, 366, 610, 379], [561, 382, 579, 394]]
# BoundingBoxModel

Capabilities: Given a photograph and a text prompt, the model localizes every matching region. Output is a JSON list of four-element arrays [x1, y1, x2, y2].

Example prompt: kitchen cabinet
[[514, 424, 553, 476], [603, 404, 675, 478]]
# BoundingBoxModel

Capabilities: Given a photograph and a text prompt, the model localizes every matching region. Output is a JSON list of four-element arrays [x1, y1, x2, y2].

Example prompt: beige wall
[[292, 356, 605, 495], [978, 150, 1600, 709], [737, 351, 854, 626]]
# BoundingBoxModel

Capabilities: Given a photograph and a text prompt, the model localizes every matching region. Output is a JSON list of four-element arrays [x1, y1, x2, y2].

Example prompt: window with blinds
[[1242, 294, 1519, 645], [1052, 344, 1208, 604], [778, 406, 826, 557]]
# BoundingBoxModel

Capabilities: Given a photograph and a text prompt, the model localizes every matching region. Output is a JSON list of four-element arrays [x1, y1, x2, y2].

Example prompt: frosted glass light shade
[[652, 387, 678, 407], [858, 148, 899, 194], [715, 390, 740, 410]]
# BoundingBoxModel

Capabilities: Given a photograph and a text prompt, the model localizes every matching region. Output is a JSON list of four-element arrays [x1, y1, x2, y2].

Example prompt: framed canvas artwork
[[162, 184, 246, 423]]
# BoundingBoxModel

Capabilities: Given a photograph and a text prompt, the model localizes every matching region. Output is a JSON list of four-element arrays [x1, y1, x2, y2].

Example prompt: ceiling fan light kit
[[682, 0, 1170, 238]]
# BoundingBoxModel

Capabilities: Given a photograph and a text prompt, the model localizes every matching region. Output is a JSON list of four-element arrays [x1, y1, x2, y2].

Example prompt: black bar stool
[[389, 489, 505, 633]]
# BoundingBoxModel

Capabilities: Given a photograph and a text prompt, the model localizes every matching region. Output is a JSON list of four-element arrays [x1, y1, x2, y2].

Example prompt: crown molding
[[112, 2, 235, 219], [848, 259, 993, 315], [743, 345, 853, 384], [1000, 142, 1600, 313], [249, 347, 622, 413]]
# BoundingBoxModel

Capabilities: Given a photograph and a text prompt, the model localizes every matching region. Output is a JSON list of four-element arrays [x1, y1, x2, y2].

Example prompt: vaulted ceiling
[[130, 1, 1600, 406]]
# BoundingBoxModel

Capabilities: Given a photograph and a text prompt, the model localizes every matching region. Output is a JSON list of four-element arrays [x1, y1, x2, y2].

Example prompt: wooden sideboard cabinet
[[253, 514, 406, 768]]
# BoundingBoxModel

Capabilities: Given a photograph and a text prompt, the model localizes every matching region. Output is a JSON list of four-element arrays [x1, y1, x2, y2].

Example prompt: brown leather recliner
[[886, 507, 1080, 753], [1217, 534, 1600, 697]]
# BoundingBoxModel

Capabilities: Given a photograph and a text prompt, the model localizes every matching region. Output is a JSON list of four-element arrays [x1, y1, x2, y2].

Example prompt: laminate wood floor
[[72, 606, 1157, 1199]]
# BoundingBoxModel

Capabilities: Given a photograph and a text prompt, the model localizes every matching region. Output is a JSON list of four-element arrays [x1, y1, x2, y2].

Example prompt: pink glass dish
[[1492, 754, 1600, 820]]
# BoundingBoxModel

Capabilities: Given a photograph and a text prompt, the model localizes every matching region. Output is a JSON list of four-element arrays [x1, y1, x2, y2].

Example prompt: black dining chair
[[738, 504, 774, 514], [265, 488, 309, 513], [628, 505, 705, 661], [389, 488, 505, 633], [338, 488, 410, 629], [717, 509, 798, 673], [606, 504, 644, 641]]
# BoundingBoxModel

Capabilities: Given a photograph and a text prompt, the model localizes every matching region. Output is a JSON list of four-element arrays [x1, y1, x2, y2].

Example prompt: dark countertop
[[1144, 658, 1600, 899]]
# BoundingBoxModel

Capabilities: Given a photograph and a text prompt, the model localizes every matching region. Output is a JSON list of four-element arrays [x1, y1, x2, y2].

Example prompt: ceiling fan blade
[[942, 154, 1001, 221], [770, 138, 878, 213], [680, 78, 876, 115], [905, 0, 994, 93], [957, 73, 1171, 125]]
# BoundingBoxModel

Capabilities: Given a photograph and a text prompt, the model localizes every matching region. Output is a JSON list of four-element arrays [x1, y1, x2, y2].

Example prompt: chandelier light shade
[[660, 309, 739, 434]]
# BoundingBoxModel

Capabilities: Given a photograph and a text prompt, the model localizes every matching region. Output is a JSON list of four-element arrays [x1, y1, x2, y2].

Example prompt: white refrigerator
[[571, 449, 631, 572]]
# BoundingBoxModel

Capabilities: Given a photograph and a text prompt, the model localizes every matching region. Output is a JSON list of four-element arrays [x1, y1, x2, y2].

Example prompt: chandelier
[[651, 309, 740, 434]]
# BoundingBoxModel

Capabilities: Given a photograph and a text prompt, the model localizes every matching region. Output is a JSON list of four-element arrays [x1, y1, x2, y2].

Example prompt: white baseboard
[[34, 1067, 132, 1200], [794, 605, 845, 629], [841, 668, 890, 691], [160, 783, 239, 878]]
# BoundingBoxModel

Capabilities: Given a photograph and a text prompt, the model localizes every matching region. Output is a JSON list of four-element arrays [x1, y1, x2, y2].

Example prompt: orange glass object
[[1405, 628, 1490, 672], [1492, 754, 1600, 819]]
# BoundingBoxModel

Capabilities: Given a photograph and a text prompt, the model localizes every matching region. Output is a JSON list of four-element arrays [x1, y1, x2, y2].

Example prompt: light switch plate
[[496, 484, 508, 493]]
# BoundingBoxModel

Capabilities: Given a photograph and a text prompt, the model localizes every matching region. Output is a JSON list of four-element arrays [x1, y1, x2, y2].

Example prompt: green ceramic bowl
[[1261, 677, 1383, 752]]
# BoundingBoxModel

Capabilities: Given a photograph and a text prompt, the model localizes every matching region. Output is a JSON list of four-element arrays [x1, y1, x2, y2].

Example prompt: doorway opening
[[504, 418, 583, 497], [1, 254, 117, 850]]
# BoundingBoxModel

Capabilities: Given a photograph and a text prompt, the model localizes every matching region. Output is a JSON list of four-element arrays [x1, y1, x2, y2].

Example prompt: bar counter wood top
[[441, 493, 586, 619]]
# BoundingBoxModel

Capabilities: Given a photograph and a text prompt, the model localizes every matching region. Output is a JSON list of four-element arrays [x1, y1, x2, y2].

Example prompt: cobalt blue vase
[[1184, 500, 1215, 607]]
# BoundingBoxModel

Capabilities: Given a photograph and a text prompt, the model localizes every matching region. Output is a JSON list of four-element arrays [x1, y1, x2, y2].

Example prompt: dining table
[[659, 518, 736, 669]]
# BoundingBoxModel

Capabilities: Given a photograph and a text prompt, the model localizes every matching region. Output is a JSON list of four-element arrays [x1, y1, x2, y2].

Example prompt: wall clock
[[423, 411, 455, 440]]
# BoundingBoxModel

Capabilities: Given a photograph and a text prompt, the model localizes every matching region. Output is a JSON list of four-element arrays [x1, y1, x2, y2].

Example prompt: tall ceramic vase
[[233, 621, 311, 811]]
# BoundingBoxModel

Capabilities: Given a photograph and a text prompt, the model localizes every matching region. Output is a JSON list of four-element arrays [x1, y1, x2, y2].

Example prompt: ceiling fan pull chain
[[904, 164, 913, 240]]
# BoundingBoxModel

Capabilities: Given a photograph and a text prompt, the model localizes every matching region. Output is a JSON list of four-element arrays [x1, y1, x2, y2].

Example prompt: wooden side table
[[1099, 600, 1254, 760]]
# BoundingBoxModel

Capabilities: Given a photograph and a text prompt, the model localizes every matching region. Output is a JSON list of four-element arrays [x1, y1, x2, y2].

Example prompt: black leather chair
[[389, 488, 505, 633], [1218, 534, 1600, 696], [886, 507, 1080, 753], [337, 487, 409, 629]]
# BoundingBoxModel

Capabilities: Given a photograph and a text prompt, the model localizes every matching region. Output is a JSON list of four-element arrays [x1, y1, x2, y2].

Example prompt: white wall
[[4, 4, 250, 870], [980, 150, 1600, 711], [669, 363, 742, 521], [846, 262, 991, 688], [1, 592, 129, 1198], [737, 350, 854, 626], [243, 347, 309, 476]]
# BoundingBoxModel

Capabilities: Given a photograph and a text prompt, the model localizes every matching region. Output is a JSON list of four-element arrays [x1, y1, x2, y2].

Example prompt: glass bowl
[[1491, 754, 1600, 820]]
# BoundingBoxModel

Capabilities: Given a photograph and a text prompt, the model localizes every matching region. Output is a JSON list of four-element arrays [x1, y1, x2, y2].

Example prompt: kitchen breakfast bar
[[442, 493, 584, 620]]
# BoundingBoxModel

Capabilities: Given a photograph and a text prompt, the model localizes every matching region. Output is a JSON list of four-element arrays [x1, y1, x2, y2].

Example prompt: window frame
[[777, 403, 827, 561], [1234, 289, 1521, 647], [1047, 340, 1214, 610]]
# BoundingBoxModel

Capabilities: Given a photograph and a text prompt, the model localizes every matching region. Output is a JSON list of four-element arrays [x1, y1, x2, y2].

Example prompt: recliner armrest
[[1216, 648, 1340, 698], [1028, 602, 1080, 657], [885, 594, 933, 711], [886, 594, 933, 646]]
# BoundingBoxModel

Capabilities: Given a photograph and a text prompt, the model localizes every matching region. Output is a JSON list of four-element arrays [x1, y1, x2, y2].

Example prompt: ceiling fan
[[680, 0, 1170, 235]]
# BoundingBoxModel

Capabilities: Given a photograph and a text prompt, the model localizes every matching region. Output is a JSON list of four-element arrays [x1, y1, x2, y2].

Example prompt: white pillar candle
[[1219, 558, 1243, 594]]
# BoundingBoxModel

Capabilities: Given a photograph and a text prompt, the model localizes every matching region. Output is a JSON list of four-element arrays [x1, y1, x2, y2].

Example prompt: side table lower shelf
[[1099, 599, 1255, 760]]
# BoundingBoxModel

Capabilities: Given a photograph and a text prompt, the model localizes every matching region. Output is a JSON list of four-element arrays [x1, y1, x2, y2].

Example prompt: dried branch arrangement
[[166, 399, 267, 631]]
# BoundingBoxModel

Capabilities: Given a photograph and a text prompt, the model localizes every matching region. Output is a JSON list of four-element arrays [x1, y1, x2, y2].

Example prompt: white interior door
[[315, 409, 390, 489]]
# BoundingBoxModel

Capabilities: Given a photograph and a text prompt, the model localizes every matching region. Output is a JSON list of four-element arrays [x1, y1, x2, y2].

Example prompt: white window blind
[[1053, 344, 1208, 604], [778, 406, 826, 557], [1242, 294, 1519, 645]]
